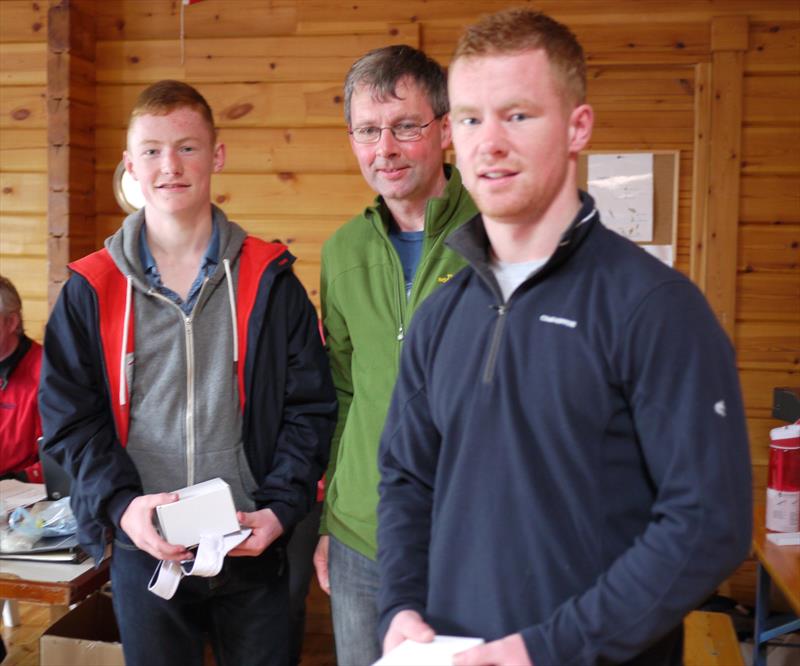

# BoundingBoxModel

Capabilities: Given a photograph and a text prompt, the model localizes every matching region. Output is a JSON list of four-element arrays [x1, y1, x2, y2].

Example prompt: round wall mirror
[[112, 160, 146, 213]]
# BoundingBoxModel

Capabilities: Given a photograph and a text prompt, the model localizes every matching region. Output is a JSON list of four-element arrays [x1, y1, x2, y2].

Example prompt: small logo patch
[[539, 314, 577, 329], [437, 273, 453, 284], [714, 400, 726, 417]]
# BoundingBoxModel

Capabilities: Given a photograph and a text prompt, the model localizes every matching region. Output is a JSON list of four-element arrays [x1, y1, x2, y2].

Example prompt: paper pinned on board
[[373, 636, 485, 666], [642, 244, 674, 267], [588, 153, 654, 242]]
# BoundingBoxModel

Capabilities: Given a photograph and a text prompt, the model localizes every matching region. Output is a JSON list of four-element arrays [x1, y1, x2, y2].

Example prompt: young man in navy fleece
[[376, 9, 752, 666]]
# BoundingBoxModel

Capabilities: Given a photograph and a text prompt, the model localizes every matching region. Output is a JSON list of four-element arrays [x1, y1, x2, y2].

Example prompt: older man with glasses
[[311, 44, 477, 664]]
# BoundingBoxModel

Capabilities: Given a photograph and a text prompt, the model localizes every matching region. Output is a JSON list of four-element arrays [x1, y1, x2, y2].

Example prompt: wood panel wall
[[0, 0, 798, 604], [0, 0, 48, 339], [737, 13, 800, 503]]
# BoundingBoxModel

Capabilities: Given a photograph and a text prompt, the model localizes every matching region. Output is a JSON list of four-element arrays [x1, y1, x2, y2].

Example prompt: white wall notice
[[588, 153, 654, 242]]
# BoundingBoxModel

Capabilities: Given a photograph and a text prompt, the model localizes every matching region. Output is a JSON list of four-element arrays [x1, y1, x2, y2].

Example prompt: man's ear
[[439, 113, 452, 151], [6, 311, 21, 336], [212, 142, 226, 173], [123, 150, 138, 181], [568, 103, 594, 154]]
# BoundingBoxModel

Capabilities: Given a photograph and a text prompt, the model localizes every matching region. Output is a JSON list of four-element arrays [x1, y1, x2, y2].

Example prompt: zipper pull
[[397, 325, 405, 341], [491, 304, 508, 316]]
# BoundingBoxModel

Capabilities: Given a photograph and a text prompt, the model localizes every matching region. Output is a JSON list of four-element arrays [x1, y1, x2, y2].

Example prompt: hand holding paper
[[120, 492, 192, 561], [229, 507, 284, 556], [383, 609, 435, 654], [375, 636, 485, 666], [452, 633, 531, 666]]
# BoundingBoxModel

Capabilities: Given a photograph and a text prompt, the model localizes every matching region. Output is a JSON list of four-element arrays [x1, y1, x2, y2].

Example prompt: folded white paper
[[373, 636, 485, 666]]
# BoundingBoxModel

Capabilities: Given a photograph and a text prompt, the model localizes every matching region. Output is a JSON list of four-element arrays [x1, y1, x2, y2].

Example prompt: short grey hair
[[343, 45, 448, 126], [0, 275, 23, 335]]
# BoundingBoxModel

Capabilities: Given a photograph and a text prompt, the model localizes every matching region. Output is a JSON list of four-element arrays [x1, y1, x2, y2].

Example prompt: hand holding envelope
[[119, 492, 193, 561], [228, 507, 284, 556], [374, 636, 485, 666], [143, 478, 264, 600], [380, 609, 531, 666]]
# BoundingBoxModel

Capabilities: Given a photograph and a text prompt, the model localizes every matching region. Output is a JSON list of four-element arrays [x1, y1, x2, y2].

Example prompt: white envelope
[[155, 478, 240, 547], [373, 635, 485, 666]]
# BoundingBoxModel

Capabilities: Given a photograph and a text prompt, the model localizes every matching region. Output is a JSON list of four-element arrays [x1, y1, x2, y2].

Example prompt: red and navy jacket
[[40, 239, 337, 563]]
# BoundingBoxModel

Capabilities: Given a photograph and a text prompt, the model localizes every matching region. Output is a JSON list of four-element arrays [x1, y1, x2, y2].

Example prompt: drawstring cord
[[223, 259, 238, 364], [119, 275, 133, 407], [118, 260, 239, 408]]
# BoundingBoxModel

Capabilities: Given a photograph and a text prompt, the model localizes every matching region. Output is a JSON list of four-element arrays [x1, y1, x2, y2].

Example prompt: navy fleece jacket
[[377, 193, 752, 665]]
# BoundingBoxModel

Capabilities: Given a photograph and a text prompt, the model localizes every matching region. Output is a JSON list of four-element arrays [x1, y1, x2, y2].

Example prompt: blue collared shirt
[[138, 220, 220, 315]]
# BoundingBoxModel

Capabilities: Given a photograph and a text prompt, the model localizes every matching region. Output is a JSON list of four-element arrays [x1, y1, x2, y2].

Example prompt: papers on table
[[0, 534, 86, 563], [0, 479, 47, 513], [373, 636, 485, 666]]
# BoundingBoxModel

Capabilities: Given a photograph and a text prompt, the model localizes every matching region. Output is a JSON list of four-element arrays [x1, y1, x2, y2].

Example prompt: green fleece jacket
[[320, 165, 477, 559]]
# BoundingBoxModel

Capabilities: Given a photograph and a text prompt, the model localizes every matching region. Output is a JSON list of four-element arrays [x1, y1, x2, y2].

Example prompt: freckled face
[[124, 107, 224, 221], [449, 50, 591, 227]]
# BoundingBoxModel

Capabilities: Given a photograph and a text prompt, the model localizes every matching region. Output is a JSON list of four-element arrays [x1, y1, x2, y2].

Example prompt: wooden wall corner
[[711, 16, 749, 53], [46, 0, 96, 311], [693, 16, 749, 338]]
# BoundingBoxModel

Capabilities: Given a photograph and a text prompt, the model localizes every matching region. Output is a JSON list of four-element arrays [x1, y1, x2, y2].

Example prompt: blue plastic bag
[[8, 497, 77, 538]]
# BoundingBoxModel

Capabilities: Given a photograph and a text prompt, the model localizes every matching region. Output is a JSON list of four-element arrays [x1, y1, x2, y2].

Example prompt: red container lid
[[770, 423, 800, 447]]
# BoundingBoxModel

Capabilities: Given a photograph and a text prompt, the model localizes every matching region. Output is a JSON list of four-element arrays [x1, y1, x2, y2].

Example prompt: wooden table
[[751, 504, 800, 666], [0, 557, 109, 623]]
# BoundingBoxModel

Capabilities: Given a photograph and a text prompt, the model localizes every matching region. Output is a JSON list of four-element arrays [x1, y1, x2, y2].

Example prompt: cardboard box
[[156, 477, 240, 547], [40, 592, 124, 665]]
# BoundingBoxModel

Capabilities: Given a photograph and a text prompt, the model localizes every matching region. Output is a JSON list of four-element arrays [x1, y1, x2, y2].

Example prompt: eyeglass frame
[[348, 114, 445, 144]]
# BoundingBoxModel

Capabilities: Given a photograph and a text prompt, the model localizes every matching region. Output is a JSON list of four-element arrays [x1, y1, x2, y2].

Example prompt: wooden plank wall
[[0, 0, 48, 340], [0, 0, 797, 600], [737, 14, 800, 501]]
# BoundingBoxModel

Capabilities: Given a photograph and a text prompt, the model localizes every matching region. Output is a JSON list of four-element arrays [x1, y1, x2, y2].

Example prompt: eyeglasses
[[348, 116, 443, 144]]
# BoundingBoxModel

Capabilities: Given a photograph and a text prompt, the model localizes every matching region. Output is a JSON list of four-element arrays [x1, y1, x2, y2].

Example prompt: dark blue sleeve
[[38, 274, 142, 561], [521, 280, 753, 665], [376, 312, 440, 640]]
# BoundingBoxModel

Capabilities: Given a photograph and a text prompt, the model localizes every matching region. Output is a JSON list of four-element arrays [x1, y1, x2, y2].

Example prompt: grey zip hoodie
[[105, 205, 257, 510]]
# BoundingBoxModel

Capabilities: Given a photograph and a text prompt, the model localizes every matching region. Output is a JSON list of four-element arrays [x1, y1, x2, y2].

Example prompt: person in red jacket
[[0, 275, 43, 483]]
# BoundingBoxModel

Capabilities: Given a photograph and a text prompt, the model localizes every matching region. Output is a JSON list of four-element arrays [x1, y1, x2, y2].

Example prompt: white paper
[[642, 244, 673, 267], [766, 531, 800, 546], [373, 636, 485, 666], [588, 153, 654, 242], [0, 480, 47, 513]]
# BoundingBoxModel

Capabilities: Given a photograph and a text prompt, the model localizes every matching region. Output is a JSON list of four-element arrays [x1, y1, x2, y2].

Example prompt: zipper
[[483, 304, 508, 384], [148, 278, 208, 485], [395, 286, 405, 341], [184, 315, 195, 485], [392, 227, 438, 344], [388, 242, 408, 344]]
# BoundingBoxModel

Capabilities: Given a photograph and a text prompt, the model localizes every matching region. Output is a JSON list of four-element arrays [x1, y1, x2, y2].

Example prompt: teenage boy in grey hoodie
[[40, 80, 336, 666]]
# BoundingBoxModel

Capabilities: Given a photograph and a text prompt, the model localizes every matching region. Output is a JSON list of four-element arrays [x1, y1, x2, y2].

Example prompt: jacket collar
[[368, 164, 470, 238], [0, 334, 31, 390], [445, 190, 599, 298]]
